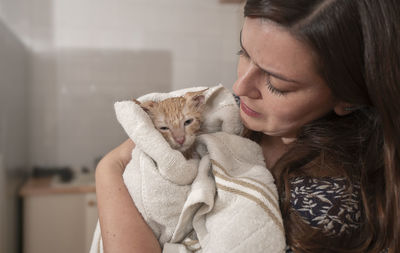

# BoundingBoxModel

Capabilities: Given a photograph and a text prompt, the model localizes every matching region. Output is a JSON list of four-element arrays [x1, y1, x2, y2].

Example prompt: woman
[[95, 0, 399, 252]]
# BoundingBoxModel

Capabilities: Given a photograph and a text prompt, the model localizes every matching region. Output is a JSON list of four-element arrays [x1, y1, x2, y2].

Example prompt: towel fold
[[163, 132, 286, 253], [89, 84, 286, 253]]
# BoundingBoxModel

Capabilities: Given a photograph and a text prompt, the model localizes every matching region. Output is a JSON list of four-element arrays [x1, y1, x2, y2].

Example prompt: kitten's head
[[136, 90, 207, 152]]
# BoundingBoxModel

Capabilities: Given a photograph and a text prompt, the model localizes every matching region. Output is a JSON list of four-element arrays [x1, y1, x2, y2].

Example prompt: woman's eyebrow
[[239, 30, 301, 85]]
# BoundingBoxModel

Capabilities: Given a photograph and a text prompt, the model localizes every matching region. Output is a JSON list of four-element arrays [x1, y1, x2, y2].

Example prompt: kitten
[[134, 90, 207, 159]]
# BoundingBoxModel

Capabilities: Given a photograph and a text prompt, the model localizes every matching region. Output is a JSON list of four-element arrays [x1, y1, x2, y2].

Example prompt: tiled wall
[[0, 0, 243, 169], [52, 0, 242, 88]]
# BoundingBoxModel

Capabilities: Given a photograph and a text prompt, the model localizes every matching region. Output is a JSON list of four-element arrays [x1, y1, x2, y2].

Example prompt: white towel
[[164, 132, 286, 253], [89, 84, 286, 253]]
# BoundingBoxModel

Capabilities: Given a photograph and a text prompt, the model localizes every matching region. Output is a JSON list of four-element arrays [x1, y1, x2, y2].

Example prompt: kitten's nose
[[175, 136, 185, 145]]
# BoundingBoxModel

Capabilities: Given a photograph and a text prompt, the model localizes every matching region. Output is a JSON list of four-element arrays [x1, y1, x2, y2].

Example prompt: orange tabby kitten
[[134, 90, 206, 159]]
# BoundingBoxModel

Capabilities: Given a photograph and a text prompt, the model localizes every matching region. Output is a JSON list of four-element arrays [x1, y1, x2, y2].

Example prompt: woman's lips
[[240, 101, 262, 118]]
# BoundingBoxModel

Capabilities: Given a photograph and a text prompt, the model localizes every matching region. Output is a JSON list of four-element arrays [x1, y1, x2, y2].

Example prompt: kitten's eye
[[159, 126, 169, 131], [184, 119, 193, 126]]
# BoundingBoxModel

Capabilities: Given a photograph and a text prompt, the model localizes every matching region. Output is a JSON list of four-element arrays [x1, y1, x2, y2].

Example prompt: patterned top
[[233, 94, 363, 250], [289, 176, 361, 236], [284, 177, 362, 253]]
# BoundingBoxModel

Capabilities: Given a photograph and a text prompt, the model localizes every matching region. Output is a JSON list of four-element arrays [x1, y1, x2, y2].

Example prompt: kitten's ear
[[185, 89, 208, 108], [137, 100, 156, 113], [132, 99, 141, 105]]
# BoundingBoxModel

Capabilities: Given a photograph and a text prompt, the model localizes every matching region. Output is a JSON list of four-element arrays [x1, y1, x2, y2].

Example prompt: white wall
[[52, 0, 242, 89], [0, 154, 4, 253], [0, 1, 244, 252], [2, 0, 243, 170], [0, 12, 29, 253]]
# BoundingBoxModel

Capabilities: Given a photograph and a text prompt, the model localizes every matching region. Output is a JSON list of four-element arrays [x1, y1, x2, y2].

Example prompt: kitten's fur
[[135, 90, 206, 159]]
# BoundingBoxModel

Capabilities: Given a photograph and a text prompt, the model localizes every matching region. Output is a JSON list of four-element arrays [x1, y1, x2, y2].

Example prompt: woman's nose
[[233, 63, 262, 99]]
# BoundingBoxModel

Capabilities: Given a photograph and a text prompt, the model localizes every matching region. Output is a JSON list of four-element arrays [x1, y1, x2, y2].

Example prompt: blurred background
[[0, 0, 244, 252]]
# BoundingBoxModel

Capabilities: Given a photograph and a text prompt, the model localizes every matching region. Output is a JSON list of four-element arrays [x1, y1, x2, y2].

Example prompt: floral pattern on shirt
[[285, 177, 363, 252], [290, 176, 362, 236]]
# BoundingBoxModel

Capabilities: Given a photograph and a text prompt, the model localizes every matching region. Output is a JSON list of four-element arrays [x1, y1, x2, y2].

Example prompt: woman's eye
[[159, 126, 169, 131], [266, 75, 288, 96], [184, 119, 193, 126]]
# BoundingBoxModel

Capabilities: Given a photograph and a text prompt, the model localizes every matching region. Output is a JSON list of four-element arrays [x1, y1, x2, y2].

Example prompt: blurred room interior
[[0, 0, 244, 252]]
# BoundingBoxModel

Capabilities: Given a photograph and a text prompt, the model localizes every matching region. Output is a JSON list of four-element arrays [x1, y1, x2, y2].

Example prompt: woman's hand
[[95, 139, 161, 253], [96, 138, 135, 176]]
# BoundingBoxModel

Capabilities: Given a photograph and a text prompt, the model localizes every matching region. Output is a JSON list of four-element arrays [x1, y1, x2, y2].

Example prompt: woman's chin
[[241, 115, 266, 133], [241, 120, 290, 137]]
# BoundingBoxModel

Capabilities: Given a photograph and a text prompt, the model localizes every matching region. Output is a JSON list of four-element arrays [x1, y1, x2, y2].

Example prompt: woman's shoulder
[[289, 176, 361, 237]]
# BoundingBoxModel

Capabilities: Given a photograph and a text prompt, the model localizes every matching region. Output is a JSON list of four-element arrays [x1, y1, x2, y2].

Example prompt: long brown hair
[[244, 0, 400, 252]]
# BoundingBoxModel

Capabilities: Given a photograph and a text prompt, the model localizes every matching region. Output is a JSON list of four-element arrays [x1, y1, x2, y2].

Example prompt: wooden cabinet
[[20, 176, 97, 253]]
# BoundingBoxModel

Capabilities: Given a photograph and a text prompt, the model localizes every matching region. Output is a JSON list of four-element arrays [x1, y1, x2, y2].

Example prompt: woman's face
[[233, 17, 338, 138]]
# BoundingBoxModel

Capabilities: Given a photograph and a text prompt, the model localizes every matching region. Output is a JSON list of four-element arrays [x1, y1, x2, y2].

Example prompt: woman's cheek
[[266, 104, 303, 129]]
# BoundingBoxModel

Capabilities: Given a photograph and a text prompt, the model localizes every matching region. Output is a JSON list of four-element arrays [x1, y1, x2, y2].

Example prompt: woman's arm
[[95, 139, 162, 253]]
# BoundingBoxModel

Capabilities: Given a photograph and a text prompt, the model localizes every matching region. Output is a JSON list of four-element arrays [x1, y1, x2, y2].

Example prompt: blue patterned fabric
[[233, 93, 241, 106], [290, 176, 361, 236], [285, 177, 362, 252]]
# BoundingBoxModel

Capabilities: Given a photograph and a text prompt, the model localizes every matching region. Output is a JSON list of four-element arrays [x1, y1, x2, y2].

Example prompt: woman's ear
[[333, 101, 358, 116]]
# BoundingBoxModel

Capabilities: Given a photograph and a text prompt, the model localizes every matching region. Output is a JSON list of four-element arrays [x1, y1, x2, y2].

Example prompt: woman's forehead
[[242, 17, 323, 87]]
